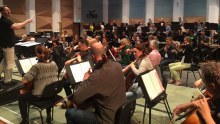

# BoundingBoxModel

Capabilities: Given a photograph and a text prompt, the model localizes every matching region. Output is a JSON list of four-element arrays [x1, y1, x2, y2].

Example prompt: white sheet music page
[[29, 57, 38, 65], [69, 61, 91, 83], [80, 61, 91, 75], [19, 59, 32, 73], [141, 69, 165, 100]]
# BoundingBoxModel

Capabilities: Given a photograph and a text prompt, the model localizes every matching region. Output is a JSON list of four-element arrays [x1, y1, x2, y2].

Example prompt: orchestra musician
[[173, 62, 220, 124], [62, 39, 94, 107], [65, 42, 126, 124], [168, 36, 193, 85], [198, 30, 211, 61], [160, 37, 176, 75], [117, 38, 131, 67], [18, 45, 58, 124], [123, 43, 153, 92]]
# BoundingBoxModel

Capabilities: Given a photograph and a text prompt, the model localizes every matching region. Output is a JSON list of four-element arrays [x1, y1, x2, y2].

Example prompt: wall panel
[[155, 0, 173, 18], [61, 0, 73, 35], [36, 0, 52, 32], [109, 0, 122, 20], [130, 0, 145, 19]]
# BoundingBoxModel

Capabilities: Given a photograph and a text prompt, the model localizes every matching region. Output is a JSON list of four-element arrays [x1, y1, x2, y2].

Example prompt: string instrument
[[20, 82, 33, 94], [176, 90, 215, 124], [124, 54, 145, 91]]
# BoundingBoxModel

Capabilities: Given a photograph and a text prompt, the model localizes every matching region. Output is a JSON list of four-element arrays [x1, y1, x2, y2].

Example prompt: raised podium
[[0, 81, 23, 106]]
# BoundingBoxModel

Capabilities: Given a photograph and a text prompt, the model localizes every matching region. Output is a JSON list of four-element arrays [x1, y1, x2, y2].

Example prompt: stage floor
[[0, 68, 201, 124]]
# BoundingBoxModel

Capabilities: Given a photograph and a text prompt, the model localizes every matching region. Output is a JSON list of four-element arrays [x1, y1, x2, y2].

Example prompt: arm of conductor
[[11, 19, 32, 30]]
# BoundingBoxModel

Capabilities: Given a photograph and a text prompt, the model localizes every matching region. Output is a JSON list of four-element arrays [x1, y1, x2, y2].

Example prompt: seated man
[[65, 42, 126, 124], [18, 45, 58, 124], [62, 39, 94, 105]]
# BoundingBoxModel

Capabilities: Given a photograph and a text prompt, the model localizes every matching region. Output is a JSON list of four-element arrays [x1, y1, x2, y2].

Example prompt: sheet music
[[141, 69, 165, 100], [29, 57, 38, 65], [15, 41, 41, 47], [16, 57, 38, 74], [19, 59, 33, 73], [69, 61, 91, 83]]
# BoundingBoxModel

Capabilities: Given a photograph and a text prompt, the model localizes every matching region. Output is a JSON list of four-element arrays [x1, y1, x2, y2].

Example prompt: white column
[[73, 0, 81, 22], [206, 0, 219, 23], [173, 0, 184, 22], [103, 0, 108, 23], [145, 0, 155, 24], [25, 0, 36, 34], [52, 0, 61, 32], [122, 0, 129, 24]]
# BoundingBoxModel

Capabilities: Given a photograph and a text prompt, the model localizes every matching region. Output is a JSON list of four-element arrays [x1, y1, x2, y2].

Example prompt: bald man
[[65, 43, 126, 124]]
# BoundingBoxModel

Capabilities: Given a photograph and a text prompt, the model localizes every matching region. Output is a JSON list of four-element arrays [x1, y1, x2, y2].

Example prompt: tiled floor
[[0, 69, 201, 124]]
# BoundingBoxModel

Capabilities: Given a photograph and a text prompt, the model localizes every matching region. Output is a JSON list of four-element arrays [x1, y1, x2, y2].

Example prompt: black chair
[[114, 100, 136, 124], [181, 63, 201, 87], [27, 80, 65, 124]]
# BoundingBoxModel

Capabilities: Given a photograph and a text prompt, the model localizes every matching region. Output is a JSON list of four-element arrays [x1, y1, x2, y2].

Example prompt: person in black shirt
[[0, 5, 32, 84]]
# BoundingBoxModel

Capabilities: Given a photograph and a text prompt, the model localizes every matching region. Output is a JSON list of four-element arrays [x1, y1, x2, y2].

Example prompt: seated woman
[[18, 45, 58, 124], [117, 38, 131, 67], [168, 36, 193, 85], [123, 44, 153, 100], [173, 62, 220, 124]]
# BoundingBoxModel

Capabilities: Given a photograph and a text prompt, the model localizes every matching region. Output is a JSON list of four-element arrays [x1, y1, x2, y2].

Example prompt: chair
[[114, 100, 136, 124], [27, 80, 65, 124], [181, 63, 201, 87]]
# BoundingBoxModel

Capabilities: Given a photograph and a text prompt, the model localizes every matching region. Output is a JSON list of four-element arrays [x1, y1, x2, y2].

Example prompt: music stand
[[141, 26, 149, 32], [171, 22, 181, 31], [138, 69, 172, 124], [66, 61, 92, 84], [206, 23, 218, 30], [65, 37, 73, 43], [184, 23, 195, 29]]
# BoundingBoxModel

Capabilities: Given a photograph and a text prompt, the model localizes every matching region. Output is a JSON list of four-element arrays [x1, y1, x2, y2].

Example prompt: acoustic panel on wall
[[36, 0, 52, 32], [130, 0, 145, 19], [184, 0, 206, 17], [184, 16, 206, 23], [109, 0, 122, 20], [61, 0, 73, 35], [155, 0, 173, 18], [129, 18, 145, 25]]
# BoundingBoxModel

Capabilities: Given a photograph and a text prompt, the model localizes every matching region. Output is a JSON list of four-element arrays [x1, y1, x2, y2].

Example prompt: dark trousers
[[63, 80, 73, 101], [18, 92, 51, 120]]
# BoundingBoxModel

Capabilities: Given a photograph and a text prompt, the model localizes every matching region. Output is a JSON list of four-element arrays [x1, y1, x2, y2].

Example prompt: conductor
[[0, 5, 32, 85]]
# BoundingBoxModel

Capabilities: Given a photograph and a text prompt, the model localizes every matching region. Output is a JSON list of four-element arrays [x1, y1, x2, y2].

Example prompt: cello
[[174, 89, 216, 124]]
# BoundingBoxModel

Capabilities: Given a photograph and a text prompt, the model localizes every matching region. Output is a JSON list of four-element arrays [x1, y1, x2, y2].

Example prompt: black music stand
[[137, 70, 172, 124], [171, 22, 181, 31], [184, 23, 195, 29], [206, 23, 218, 30]]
